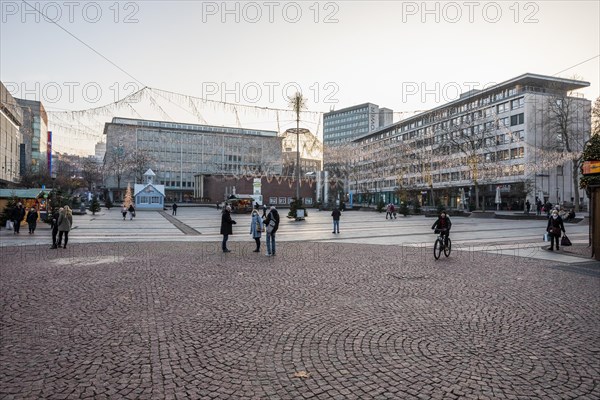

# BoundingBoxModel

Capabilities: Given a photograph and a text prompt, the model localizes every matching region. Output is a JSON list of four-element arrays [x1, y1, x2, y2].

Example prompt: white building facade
[[349, 74, 591, 211]]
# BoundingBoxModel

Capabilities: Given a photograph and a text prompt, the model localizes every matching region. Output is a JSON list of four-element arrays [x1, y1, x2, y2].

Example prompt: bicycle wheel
[[434, 238, 442, 259], [444, 237, 452, 257]]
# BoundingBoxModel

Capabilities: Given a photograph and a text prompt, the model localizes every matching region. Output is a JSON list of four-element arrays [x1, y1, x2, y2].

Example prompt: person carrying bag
[[546, 209, 565, 251]]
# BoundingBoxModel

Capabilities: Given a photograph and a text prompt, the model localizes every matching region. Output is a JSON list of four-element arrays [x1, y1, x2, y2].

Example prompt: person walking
[[250, 209, 263, 252], [172, 202, 178, 216], [431, 210, 452, 248], [390, 203, 397, 219], [56, 205, 73, 249], [331, 207, 341, 234], [128, 204, 136, 220], [262, 203, 268, 218], [10, 202, 25, 234], [546, 209, 565, 251], [121, 204, 127, 220], [50, 207, 62, 249], [26, 207, 38, 234], [536, 199, 542, 216], [220, 205, 236, 253], [525, 200, 531, 214], [264, 206, 280, 256], [385, 203, 392, 220]]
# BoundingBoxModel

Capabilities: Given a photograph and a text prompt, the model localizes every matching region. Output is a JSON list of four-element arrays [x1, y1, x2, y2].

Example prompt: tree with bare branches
[[544, 90, 590, 211], [592, 97, 600, 136], [81, 157, 102, 191], [104, 146, 130, 195], [129, 149, 155, 183], [438, 109, 501, 210]]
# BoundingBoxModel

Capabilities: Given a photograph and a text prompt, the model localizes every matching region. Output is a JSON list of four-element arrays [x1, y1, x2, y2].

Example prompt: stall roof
[[0, 188, 51, 199]]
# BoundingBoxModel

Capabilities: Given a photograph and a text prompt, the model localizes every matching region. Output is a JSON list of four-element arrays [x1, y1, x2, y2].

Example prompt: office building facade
[[0, 82, 23, 186], [323, 103, 394, 146], [16, 98, 48, 174], [348, 73, 591, 210], [103, 118, 283, 202]]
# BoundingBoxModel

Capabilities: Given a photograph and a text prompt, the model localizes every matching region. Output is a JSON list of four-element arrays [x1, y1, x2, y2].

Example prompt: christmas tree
[[123, 183, 133, 208], [90, 195, 101, 215], [1, 194, 19, 228]]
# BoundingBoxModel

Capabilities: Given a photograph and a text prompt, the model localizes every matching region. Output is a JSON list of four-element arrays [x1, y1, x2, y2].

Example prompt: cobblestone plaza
[[1, 209, 598, 399]]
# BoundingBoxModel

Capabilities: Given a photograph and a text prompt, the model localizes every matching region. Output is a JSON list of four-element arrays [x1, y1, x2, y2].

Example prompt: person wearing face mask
[[546, 209, 565, 251], [431, 211, 452, 248]]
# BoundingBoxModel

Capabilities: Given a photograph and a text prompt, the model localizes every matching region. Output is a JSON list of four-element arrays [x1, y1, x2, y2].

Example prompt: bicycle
[[433, 229, 452, 259]]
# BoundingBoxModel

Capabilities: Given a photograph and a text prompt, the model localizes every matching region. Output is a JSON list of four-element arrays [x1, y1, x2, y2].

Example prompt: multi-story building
[[94, 141, 106, 162], [0, 82, 23, 186], [103, 118, 283, 202], [15, 98, 48, 174], [323, 103, 394, 146], [349, 73, 591, 211]]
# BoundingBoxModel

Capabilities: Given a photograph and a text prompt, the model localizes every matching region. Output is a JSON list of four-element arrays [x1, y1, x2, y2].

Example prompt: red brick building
[[196, 174, 317, 206]]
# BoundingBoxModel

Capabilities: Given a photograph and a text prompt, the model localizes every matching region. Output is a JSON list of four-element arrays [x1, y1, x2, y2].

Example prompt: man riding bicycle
[[431, 211, 452, 247]]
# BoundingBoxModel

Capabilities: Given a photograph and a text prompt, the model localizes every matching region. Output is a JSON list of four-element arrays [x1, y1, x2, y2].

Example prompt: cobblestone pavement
[[1, 242, 599, 399]]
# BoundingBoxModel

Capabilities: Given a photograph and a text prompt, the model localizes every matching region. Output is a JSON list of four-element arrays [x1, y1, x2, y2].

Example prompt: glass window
[[510, 113, 524, 126]]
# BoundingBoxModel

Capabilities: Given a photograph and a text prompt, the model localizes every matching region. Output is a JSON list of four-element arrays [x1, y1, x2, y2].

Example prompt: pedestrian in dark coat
[[26, 207, 38, 234], [57, 205, 73, 249], [220, 206, 236, 252], [545, 202, 553, 217], [250, 209, 263, 252], [264, 206, 280, 256], [546, 209, 565, 251], [172, 202, 178, 215], [10, 203, 25, 234], [128, 204, 135, 220], [331, 207, 341, 233], [525, 200, 531, 214], [50, 207, 62, 249]]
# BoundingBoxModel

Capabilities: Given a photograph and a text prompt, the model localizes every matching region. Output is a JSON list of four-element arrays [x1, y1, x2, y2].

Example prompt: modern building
[[15, 98, 48, 174], [323, 103, 394, 146], [94, 141, 106, 162], [103, 118, 283, 202], [348, 73, 591, 211], [0, 82, 23, 187]]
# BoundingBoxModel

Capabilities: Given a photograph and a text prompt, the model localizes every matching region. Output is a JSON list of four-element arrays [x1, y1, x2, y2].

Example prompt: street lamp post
[[296, 123, 300, 200], [289, 92, 307, 202]]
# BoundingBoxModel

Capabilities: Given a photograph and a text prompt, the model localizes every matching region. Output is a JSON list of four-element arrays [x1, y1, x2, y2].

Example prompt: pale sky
[[1, 0, 599, 153]]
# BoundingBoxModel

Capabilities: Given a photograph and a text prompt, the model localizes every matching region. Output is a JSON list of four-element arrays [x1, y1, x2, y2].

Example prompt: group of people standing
[[50, 206, 73, 249], [385, 203, 397, 220], [220, 205, 280, 256], [8, 203, 41, 235], [6, 202, 72, 247], [121, 204, 136, 220]]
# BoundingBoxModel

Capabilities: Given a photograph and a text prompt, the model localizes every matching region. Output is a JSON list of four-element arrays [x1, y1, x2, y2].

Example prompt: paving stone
[[0, 241, 598, 399]]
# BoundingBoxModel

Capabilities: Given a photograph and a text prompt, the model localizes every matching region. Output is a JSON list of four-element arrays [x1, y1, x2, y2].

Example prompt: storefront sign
[[582, 161, 600, 175]]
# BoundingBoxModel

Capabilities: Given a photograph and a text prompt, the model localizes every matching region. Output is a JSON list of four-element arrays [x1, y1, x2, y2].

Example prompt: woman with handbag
[[57, 206, 73, 249], [250, 209, 263, 253], [546, 209, 565, 251]]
